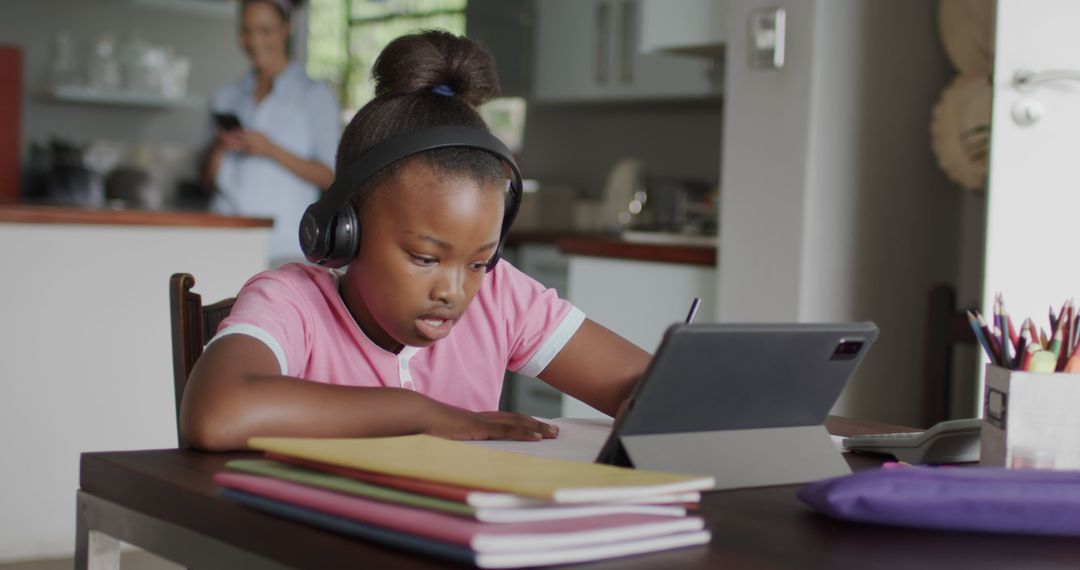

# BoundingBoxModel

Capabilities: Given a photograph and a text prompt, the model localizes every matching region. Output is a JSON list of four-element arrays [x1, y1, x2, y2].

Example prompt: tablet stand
[[618, 425, 851, 491]]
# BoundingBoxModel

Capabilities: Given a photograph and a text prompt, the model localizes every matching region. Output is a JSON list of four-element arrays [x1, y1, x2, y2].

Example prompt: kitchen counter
[[505, 229, 605, 246], [0, 203, 272, 560], [558, 234, 717, 266], [0, 204, 272, 227]]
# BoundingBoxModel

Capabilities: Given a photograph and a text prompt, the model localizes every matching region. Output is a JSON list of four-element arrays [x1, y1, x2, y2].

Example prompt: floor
[[0, 550, 182, 570]]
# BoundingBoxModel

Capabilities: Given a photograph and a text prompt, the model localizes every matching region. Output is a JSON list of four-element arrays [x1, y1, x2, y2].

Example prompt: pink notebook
[[215, 472, 704, 553]]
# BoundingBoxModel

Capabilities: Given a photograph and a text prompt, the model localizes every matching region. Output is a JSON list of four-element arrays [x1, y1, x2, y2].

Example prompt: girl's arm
[[537, 319, 652, 417], [180, 335, 557, 451]]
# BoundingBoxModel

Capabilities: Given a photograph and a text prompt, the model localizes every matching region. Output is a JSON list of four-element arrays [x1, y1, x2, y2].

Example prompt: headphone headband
[[299, 125, 523, 269]]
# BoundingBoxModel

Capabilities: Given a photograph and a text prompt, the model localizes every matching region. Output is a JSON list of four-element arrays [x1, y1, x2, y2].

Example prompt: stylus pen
[[685, 297, 701, 324]]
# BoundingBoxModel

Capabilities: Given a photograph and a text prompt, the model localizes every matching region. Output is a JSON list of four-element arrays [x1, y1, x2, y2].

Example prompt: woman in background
[[203, 0, 340, 267]]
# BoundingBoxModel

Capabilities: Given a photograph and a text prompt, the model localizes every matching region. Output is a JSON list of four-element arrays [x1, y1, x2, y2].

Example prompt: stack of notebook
[[215, 434, 714, 567]]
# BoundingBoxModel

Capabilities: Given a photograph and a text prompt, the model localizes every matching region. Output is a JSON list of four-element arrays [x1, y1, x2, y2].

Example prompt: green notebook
[[226, 459, 474, 516]]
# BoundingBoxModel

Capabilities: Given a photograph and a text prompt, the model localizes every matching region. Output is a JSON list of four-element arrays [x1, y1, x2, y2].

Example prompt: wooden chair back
[[922, 284, 977, 428], [169, 273, 236, 447]]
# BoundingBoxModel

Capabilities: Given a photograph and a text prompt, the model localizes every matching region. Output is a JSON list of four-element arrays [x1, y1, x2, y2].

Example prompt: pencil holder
[[980, 365, 1080, 469]]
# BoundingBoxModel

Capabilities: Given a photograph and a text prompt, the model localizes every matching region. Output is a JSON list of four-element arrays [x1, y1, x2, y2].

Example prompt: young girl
[[181, 30, 651, 451]]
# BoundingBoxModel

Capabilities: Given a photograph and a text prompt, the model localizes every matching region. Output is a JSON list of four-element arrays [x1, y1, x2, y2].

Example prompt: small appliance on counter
[[23, 138, 104, 207], [601, 157, 718, 238], [23, 138, 199, 211], [601, 158, 647, 232], [513, 179, 580, 233], [640, 176, 718, 236]]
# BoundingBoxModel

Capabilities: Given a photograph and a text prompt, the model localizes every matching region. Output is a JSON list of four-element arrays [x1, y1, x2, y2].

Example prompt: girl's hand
[[425, 405, 559, 441]]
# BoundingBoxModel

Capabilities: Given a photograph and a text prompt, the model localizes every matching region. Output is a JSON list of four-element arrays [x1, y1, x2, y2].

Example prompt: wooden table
[[76, 418, 1080, 569]]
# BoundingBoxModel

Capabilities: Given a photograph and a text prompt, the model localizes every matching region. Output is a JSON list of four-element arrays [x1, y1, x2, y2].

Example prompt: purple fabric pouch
[[797, 465, 1080, 536]]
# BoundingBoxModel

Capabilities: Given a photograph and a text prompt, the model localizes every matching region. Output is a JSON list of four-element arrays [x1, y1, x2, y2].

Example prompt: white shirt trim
[[209, 324, 289, 375], [398, 345, 420, 390], [518, 306, 586, 378]]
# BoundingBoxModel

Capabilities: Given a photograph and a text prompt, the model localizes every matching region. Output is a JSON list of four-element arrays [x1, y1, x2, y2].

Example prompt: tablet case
[[597, 322, 879, 490]]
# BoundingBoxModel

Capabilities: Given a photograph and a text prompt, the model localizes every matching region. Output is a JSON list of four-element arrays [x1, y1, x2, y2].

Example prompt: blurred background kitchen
[[2, 0, 1011, 567], [5, 0, 723, 235]]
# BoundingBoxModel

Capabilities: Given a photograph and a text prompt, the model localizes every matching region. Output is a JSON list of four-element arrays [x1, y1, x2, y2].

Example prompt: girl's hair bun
[[372, 30, 500, 107]]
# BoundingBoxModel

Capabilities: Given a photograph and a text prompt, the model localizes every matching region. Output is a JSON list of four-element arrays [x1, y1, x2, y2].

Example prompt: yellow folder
[[249, 435, 714, 503]]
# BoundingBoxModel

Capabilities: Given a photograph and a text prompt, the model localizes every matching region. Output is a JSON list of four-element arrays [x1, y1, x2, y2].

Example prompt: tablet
[[597, 322, 879, 467]]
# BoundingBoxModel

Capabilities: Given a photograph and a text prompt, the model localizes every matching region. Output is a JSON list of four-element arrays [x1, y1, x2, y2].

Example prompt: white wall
[[719, 0, 964, 426], [0, 222, 267, 562]]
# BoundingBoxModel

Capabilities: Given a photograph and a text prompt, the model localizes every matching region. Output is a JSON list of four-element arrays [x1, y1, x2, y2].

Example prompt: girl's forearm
[[182, 375, 438, 451]]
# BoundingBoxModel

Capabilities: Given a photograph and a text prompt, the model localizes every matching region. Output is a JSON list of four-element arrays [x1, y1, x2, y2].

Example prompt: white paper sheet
[[468, 418, 850, 460], [465, 417, 614, 463]]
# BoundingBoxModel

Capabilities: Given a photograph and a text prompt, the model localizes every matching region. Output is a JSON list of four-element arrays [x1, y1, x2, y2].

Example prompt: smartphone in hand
[[213, 112, 242, 131]]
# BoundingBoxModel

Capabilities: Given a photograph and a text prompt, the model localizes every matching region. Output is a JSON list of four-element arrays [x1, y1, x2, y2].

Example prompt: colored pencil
[[1012, 319, 1030, 369], [1055, 301, 1069, 345], [1066, 349, 1080, 374], [1072, 311, 1080, 356], [998, 325, 1012, 368], [1050, 319, 1065, 371], [966, 311, 996, 364], [1058, 297, 1067, 356], [1056, 301, 1073, 371], [1029, 320, 1043, 349], [1006, 314, 1019, 350], [1021, 342, 1039, 371], [976, 313, 1002, 365]]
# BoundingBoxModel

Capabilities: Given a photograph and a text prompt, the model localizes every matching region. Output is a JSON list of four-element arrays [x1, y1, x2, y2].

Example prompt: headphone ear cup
[[325, 206, 360, 269], [487, 179, 523, 273]]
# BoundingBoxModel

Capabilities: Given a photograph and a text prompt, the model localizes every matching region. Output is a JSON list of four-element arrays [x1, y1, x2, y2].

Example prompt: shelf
[[46, 86, 204, 109], [127, 0, 236, 18]]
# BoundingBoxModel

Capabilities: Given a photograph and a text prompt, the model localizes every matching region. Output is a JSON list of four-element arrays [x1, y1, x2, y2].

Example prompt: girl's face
[[341, 162, 506, 352], [240, 1, 290, 73]]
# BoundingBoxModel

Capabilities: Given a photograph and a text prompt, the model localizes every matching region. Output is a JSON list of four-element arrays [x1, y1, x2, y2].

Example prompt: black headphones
[[299, 125, 523, 270]]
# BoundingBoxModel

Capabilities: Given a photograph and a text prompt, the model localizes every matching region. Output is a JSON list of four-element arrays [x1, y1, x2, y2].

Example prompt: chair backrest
[[922, 284, 977, 428], [169, 273, 236, 447]]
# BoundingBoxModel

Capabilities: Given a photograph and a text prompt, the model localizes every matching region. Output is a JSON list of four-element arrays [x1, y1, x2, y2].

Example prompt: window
[[306, 0, 526, 152]]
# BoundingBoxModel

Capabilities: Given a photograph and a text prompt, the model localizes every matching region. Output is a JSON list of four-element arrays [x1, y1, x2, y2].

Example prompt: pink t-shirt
[[211, 261, 585, 411]]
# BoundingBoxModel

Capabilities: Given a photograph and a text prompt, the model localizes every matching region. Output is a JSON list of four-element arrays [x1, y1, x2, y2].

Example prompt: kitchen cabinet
[[533, 0, 720, 102], [639, 0, 726, 58], [466, 0, 532, 98]]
